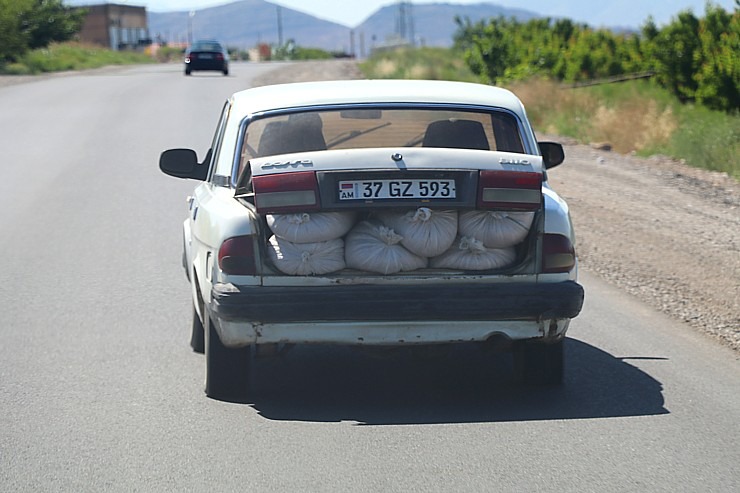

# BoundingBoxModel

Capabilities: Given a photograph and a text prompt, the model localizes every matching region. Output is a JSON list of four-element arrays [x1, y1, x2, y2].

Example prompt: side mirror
[[159, 148, 208, 180], [539, 142, 565, 169]]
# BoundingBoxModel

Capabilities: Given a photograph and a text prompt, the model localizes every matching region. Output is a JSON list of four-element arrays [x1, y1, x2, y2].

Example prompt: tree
[[653, 11, 702, 102], [694, 5, 739, 111], [0, 0, 32, 62], [0, 0, 85, 63]]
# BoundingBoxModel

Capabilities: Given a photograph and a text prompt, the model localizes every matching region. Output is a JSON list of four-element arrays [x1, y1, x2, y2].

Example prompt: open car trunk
[[234, 147, 545, 281]]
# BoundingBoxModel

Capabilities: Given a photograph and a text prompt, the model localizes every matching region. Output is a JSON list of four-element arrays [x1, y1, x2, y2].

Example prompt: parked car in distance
[[184, 40, 229, 76], [159, 79, 584, 402]]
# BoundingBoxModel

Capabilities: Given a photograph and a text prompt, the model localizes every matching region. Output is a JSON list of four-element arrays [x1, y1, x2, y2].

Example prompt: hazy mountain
[[358, 3, 540, 48], [148, 0, 352, 52], [147, 1, 541, 52], [491, 0, 733, 29]]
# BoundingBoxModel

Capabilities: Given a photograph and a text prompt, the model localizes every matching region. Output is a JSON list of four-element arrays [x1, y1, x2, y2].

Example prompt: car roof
[[229, 79, 527, 119]]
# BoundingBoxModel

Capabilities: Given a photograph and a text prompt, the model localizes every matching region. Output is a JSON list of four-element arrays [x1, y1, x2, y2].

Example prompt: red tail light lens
[[478, 170, 542, 210], [542, 234, 576, 273], [252, 171, 320, 213], [218, 236, 257, 275], [216, 53, 224, 60]]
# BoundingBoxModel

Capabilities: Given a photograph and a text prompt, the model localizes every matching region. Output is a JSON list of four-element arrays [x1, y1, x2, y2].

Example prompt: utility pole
[[276, 6, 283, 48], [188, 11, 194, 45], [396, 1, 415, 45]]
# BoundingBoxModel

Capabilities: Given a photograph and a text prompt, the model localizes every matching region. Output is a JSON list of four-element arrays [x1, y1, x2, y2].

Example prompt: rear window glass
[[239, 107, 524, 169], [192, 42, 222, 51]]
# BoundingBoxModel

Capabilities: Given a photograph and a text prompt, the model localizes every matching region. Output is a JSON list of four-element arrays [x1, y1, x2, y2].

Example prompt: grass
[[0, 42, 154, 75], [360, 47, 479, 82], [361, 48, 739, 179]]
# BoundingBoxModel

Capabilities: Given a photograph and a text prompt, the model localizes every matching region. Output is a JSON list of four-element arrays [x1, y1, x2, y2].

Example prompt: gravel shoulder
[[250, 60, 739, 351]]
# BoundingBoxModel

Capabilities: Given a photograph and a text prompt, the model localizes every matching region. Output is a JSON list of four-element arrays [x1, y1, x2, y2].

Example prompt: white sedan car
[[160, 79, 584, 402]]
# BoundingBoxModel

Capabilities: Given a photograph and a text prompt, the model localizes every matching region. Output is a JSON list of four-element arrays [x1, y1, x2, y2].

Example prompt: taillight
[[216, 53, 224, 61], [542, 234, 576, 273], [218, 236, 257, 275], [478, 170, 542, 210], [252, 171, 320, 213]]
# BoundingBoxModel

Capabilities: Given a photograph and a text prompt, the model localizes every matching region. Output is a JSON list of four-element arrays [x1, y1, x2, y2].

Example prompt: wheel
[[223, 68, 229, 76], [204, 308, 252, 402], [185, 68, 192, 76], [190, 307, 205, 354], [512, 339, 564, 386]]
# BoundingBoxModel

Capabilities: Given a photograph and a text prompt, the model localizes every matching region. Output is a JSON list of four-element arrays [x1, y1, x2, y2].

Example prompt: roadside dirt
[[252, 60, 740, 351]]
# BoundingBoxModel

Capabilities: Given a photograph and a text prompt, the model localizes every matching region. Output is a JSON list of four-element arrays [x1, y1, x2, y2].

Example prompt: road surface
[[1, 62, 738, 492]]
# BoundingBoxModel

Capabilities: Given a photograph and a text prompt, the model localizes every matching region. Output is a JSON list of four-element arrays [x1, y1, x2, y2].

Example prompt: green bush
[[454, 4, 740, 112]]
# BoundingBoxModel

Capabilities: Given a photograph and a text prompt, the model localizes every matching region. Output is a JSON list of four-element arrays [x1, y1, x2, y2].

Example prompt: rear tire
[[190, 307, 205, 354], [204, 309, 252, 402], [185, 67, 192, 75], [513, 339, 564, 386]]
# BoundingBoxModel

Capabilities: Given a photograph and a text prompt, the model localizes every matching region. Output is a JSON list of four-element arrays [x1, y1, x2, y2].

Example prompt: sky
[[65, 1, 737, 28]]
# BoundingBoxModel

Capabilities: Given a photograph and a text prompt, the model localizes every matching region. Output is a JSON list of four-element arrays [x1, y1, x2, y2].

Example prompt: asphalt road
[[1, 62, 738, 492]]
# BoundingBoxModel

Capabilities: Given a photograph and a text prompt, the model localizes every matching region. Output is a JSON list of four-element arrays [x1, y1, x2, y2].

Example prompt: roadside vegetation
[[360, 47, 478, 81], [362, 3, 739, 179], [272, 40, 335, 61], [363, 49, 738, 178], [1, 42, 154, 75], [0, 0, 151, 74]]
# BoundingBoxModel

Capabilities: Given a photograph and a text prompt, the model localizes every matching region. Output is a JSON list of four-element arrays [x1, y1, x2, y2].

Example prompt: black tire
[[185, 68, 192, 75], [190, 307, 205, 354], [223, 68, 229, 76], [204, 309, 252, 402], [512, 339, 564, 386]]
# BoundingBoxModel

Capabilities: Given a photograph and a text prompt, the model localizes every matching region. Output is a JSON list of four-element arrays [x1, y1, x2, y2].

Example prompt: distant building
[[75, 3, 151, 50]]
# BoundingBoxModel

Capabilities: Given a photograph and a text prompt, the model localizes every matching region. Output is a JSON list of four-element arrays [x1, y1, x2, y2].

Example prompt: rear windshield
[[239, 107, 525, 169], [192, 42, 222, 51]]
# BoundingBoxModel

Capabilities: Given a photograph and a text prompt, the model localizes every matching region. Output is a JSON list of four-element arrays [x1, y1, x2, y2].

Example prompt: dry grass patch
[[511, 79, 678, 154]]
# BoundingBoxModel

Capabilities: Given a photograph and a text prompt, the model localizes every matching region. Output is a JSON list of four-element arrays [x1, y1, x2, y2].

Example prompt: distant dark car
[[185, 40, 229, 76]]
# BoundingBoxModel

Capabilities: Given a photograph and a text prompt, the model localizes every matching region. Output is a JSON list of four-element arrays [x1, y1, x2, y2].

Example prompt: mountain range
[[147, 0, 542, 54]]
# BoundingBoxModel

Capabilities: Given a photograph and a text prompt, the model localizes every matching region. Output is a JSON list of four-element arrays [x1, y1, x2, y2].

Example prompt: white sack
[[268, 235, 346, 275], [345, 220, 427, 275], [266, 211, 357, 243], [377, 208, 458, 257], [458, 210, 535, 248], [430, 236, 516, 270]]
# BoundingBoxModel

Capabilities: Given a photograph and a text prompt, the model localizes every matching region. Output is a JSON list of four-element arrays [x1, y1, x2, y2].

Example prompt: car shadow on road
[[246, 338, 668, 424]]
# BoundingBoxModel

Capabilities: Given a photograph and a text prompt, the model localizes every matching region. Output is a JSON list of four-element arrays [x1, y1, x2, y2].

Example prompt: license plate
[[199, 54, 213, 59], [338, 179, 456, 200]]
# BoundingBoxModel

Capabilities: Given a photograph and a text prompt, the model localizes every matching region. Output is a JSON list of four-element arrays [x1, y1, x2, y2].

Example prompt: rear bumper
[[186, 60, 226, 71], [211, 280, 583, 323]]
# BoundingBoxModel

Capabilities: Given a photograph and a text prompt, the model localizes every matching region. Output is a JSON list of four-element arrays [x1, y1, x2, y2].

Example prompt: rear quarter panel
[[190, 183, 260, 303]]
